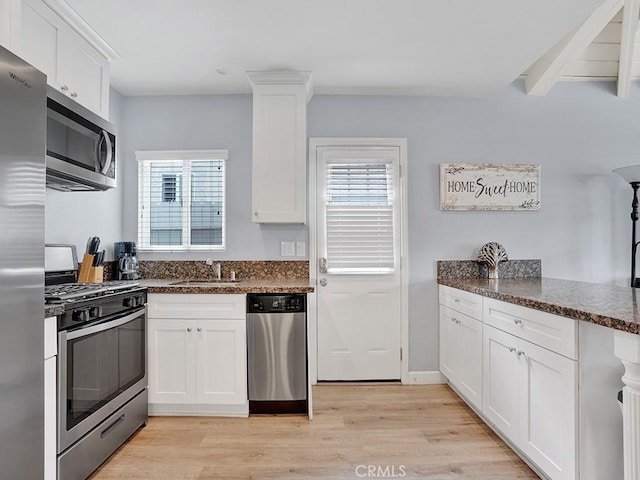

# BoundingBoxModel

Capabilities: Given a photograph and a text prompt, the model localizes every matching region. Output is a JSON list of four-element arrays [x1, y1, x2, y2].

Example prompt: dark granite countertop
[[438, 277, 640, 335], [43, 279, 314, 317], [140, 278, 314, 294], [45, 304, 64, 318]]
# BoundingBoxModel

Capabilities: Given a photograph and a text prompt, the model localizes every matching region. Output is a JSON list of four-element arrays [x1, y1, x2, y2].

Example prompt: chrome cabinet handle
[[508, 346, 516, 353], [517, 350, 526, 357], [61, 85, 69, 91], [187, 327, 192, 332], [319, 278, 328, 287], [197, 327, 202, 332], [454, 298, 460, 304], [513, 318, 522, 325], [70, 91, 78, 98]]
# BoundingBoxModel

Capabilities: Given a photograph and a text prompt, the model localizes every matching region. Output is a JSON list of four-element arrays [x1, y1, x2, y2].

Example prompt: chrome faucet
[[205, 258, 222, 280]]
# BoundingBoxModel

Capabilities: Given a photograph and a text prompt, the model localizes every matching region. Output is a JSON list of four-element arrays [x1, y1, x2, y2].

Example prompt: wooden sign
[[440, 163, 540, 211]]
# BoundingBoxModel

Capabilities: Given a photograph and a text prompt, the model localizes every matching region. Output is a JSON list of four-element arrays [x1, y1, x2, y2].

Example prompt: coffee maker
[[114, 241, 139, 280]]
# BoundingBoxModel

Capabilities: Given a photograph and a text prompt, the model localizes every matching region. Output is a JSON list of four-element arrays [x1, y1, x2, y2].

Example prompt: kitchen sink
[[169, 280, 240, 287]]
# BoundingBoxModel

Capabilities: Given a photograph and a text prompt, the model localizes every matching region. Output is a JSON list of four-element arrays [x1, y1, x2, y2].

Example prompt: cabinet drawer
[[148, 294, 245, 320], [439, 285, 482, 320], [483, 297, 577, 359]]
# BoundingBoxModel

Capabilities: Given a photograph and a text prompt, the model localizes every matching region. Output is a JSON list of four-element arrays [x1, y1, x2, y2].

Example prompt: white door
[[316, 146, 403, 381]]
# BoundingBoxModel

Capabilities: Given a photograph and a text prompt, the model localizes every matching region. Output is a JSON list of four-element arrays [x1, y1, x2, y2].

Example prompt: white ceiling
[[64, 0, 606, 97]]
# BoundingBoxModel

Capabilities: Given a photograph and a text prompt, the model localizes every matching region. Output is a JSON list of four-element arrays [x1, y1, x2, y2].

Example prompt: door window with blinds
[[136, 150, 227, 251], [322, 150, 399, 274]]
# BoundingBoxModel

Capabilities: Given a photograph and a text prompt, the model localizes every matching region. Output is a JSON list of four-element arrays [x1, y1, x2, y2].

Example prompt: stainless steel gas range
[[45, 245, 148, 480]]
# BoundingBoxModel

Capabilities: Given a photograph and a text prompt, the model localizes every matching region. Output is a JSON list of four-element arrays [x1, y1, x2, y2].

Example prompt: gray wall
[[308, 81, 635, 370], [45, 80, 639, 372], [45, 89, 124, 260], [119, 94, 307, 260]]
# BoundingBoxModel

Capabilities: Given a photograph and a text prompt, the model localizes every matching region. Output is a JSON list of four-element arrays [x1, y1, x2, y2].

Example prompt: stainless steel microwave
[[46, 87, 117, 191]]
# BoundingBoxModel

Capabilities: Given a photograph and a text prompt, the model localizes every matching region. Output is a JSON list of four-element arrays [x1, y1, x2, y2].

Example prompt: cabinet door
[[58, 27, 109, 117], [458, 314, 483, 410], [44, 355, 56, 480], [518, 339, 577, 480], [148, 318, 197, 404], [20, 0, 110, 118], [196, 319, 247, 405], [0, 0, 20, 51], [483, 325, 519, 441], [439, 305, 460, 383], [250, 82, 307, 224], [20, 0, 61, 79]]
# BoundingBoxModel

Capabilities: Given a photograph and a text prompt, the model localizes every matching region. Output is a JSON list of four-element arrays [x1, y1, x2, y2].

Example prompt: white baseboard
[[406, 371, 445, 384]]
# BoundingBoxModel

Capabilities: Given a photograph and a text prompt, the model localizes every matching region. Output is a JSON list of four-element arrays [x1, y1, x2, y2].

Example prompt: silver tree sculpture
[[477, 242, 508, 279]]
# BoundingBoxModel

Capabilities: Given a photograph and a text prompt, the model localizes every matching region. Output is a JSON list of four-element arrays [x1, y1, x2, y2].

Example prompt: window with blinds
[[136, 150, 227, 251], [325, 161, 395, 274]]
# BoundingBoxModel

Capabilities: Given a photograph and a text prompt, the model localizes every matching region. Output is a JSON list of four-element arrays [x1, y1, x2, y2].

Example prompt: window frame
[[136, 149, 228, 252]]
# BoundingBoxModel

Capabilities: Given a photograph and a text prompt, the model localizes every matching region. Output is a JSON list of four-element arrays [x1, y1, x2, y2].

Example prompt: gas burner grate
[[45, 281, 140, 302]]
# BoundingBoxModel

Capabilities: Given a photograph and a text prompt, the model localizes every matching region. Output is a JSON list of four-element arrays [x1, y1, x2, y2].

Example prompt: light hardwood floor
[[91, 384, 540, 480]]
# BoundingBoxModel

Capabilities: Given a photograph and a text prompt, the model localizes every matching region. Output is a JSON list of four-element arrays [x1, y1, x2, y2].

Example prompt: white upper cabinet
[[248, 71, 312, 224], [19, 0, 116, 119], [0, 0, 20, 51]]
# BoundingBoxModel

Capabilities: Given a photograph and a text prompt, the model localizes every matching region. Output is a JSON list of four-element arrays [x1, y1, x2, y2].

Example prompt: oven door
[[57, 308, 147, 453]]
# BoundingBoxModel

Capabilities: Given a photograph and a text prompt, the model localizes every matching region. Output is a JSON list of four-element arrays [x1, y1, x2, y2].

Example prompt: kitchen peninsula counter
[[438, 276, 640, 335], [139, 278, 314, 294]]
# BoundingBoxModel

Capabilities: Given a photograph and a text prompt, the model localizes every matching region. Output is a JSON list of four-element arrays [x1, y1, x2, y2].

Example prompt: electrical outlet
[[296, 241, 306, 257], [280, 241, 295, 257]]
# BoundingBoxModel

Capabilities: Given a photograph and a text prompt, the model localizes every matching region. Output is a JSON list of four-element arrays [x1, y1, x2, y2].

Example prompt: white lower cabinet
[[44, 316, 56, 480], [147, 294, 248, 416], [440, 286, 579, 480], [483, 324, 577, 480], [439, 305, 482, 409], [482, 325, 519, 440]]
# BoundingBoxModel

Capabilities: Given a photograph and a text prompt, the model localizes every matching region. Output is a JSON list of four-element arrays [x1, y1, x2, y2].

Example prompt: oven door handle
[[64, 308, 145, 340]]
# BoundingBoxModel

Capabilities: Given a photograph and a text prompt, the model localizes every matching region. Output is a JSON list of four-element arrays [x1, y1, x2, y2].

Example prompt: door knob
[[319, 278, 328, 287]]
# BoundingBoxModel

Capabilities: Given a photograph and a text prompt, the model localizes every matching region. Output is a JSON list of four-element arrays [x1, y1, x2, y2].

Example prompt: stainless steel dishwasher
[[246, 293, 307, 414]]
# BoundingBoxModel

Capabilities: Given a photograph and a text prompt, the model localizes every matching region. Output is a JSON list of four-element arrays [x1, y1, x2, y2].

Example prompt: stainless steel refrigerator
[[0, 45, 46, 478]]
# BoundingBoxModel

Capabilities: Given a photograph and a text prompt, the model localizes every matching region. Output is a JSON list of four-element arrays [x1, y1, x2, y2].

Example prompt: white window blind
[[325, 161, 395, 274], [136, 150, 227, 251]]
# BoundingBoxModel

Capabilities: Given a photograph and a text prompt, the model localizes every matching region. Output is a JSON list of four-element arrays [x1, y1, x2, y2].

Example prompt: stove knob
[[123, 296, 141, 308], [72, 309, 89, 323], [89, 306, 102, 318]]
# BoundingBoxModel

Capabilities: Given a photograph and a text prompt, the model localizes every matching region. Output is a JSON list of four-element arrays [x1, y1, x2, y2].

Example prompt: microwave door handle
[[97, 130, 113, 174]]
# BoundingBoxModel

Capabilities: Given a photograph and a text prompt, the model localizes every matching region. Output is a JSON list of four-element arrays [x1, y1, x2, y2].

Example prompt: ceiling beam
[[617, 0, 640, 97], [525, 0, 623, 96]]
